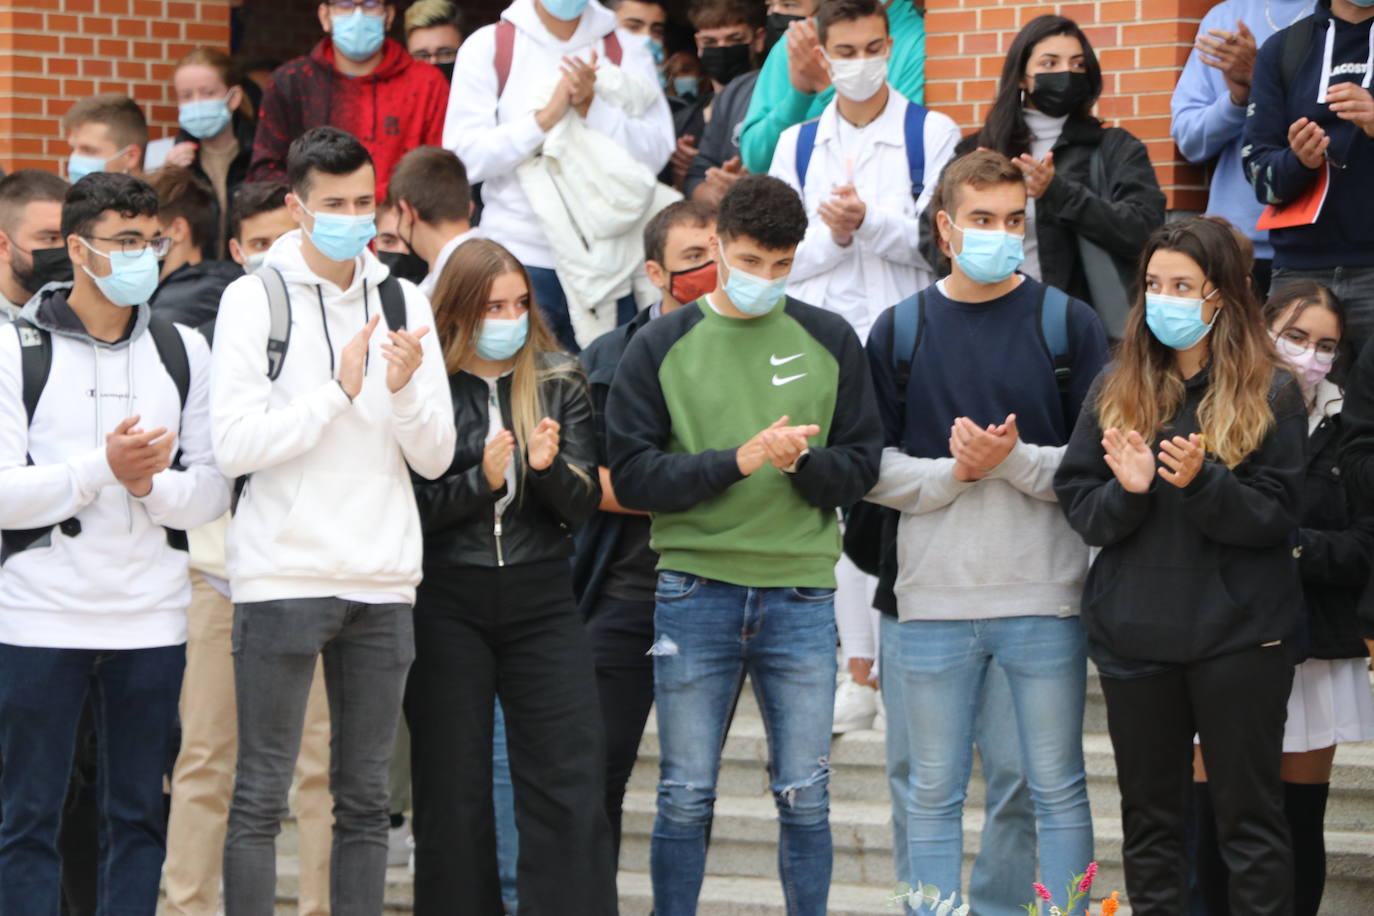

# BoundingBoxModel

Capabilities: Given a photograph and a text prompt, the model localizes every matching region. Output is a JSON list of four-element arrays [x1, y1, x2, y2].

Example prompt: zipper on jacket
[[546, 158, 592, 251], [494, 511, 505, 567]]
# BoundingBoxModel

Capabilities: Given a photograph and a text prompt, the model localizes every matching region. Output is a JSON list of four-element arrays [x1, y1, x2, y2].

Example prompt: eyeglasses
[[411, 47, 459, 64], [1275, 330, 1338, 364], [328, 0, 386, 13], [83, 235, 173, 258]]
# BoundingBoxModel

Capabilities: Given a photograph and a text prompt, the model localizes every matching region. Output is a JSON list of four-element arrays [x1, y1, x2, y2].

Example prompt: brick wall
[[922, 0, 1213, 210], [0, 0, 232, 174]]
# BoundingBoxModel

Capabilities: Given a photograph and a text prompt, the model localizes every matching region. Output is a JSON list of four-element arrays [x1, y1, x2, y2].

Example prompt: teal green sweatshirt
[[738, 0, 926, 174]]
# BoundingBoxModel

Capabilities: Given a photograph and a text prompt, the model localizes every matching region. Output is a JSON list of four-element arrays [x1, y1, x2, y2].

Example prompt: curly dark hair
[[716, 174, 806, 251], [61, 172, 159, 239]]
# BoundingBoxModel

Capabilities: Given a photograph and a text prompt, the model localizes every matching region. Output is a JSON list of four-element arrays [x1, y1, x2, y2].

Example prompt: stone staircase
[[240, 665, 1374, 914]]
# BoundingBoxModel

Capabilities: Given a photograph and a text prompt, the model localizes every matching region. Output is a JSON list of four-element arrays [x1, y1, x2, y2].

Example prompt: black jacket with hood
[[148, 260, 244, 341]]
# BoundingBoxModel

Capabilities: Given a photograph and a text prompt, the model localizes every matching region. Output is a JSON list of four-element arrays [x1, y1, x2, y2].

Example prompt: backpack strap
[[495, 19, 516, 100], [253, 266, 291, 381], [147, 317, 190, 412], [1038, 284, 1074, 418], [15, 318, 51, 427], [602, 29, 622, 66], [795, 118, 820, 192], [886, 291, 925, 436], [903, 101, 929, 202], [377, 276, 408, 332], [1279, 15, 1316, 95]]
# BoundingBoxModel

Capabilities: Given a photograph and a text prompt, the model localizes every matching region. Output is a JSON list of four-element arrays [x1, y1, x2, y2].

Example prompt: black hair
[[716, 175, 806, 251], [147, 166, 217, 251], [229, 180, 291, 241], [61, 172, 159, 239], [0, 170, 70, 236], [643, 200, 716, 266], [815, 0, 887, 45], [286, 126, 375, 198], [970, 15, 1102, 159]]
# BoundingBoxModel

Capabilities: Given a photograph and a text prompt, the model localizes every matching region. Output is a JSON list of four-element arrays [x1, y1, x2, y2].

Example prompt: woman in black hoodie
[[405, 239, 615, 915], [1053, 217, 1307, 916]]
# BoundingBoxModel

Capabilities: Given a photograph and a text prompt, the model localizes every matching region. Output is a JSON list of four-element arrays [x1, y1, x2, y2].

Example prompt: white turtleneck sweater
[[1022, 107, 1069, 283]]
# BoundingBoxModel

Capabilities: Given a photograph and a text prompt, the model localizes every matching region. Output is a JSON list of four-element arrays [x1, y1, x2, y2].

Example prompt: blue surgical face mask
[[79, 239, 161, 307], [647, 37, 666, 66], [179, 97, 232, 140], [1145, 290, 1219, 351], [673, 76, 699, 99], [722, 253, 787, 316], [950, 223, 1025, 285], [477, 314, 530, 360], [541, 0, 589, 22], [331, 8, 387, 62], [300, 204, 378, 262], [68, 147, 129, 184], [242, 251, 268, 273]]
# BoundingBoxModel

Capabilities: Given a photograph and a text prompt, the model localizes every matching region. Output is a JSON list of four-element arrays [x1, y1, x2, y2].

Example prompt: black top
[[1337, 334, 1374, 641], [148, 260, 244, 340]]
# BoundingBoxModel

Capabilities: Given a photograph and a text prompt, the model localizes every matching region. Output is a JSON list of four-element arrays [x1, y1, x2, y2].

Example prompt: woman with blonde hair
[[1053, 217, 1307, 916], [405, 239, 615, 914]]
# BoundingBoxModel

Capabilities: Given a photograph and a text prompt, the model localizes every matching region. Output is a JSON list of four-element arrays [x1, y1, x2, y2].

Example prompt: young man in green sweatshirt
[[605, 174, 881, 915]]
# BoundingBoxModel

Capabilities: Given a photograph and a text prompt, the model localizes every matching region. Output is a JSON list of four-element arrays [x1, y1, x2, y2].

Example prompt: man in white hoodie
[[0, 171, 230, 913], [445, 0, 674, 353], [211, 127, 455, 915]]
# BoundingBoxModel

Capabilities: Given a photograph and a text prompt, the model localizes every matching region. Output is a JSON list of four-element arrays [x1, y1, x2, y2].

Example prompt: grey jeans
[[223, 597, 414, 916]]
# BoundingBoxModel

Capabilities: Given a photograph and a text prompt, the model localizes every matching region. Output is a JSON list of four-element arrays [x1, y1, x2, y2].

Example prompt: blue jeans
[[526, 266, 638, 355], [898, 616, 1092, 913], [880, 615, 1037, 916], [493, 699, 519, 914], [650, 573, 837, 916], [0, 642, 184, 916]]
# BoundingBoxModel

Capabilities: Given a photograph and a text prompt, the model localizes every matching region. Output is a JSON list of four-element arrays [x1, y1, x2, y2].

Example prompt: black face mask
[[436, 61, 455, 83], [378, 248, 430, 285], [9, 242, 73, 297], [765, 12, 801, 56], [1027, 71, 1094, 119], [698, 44, 753, 88]]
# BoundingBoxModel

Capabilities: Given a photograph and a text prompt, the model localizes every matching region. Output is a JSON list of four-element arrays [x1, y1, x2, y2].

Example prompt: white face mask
[[825, 52, 888, 102]]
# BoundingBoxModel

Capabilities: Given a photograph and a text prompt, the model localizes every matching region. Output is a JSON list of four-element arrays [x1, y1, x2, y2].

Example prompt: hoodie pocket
[[270, 471, 419, 579], [1083, 556, 1238, 663]]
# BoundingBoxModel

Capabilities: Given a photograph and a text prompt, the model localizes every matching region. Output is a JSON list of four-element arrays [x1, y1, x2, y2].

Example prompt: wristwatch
[[783, 448, 811, 475]]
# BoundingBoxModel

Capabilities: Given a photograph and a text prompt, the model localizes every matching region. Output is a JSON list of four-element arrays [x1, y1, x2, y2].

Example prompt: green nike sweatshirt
[[605, 297, 882, 588]]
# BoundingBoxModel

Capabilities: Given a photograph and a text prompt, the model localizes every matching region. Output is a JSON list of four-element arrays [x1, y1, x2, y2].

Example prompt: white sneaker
[[388, 820, 412, 868], [833, 677, 878, 734], [872, 702, 887, 732]]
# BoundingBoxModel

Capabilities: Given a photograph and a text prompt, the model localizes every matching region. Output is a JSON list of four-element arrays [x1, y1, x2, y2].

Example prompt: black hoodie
[[148, 260, 244, 341], [1053, 368, 1307, 676]]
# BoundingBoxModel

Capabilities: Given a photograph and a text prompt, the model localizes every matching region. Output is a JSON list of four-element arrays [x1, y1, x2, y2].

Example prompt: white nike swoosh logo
[[772, 373, 807, 386], [770, 353, 804, 366]]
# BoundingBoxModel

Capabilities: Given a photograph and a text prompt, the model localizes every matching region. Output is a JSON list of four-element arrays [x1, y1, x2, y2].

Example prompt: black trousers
[[404, 560, 617, 916], [1101, 644, 1294, 916], [585, 595, 656, 855]]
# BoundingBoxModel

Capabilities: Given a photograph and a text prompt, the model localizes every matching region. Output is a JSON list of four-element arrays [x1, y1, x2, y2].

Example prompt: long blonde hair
[[430, 239, 586, 484], [1096, 218, 1280, 468]]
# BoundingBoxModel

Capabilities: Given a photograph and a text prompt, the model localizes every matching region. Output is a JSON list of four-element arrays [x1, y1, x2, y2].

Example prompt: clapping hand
[[1288, 117, 1330, 169], [1102, 427, 1154, 494], [1196, 20, 1257, 106], [484, 430, 515, 491], [1158, 433, 1205, 488], [1012, 152, 1055, 199], [527, 417, 562, 472], [949, 415, 1018, 481], [382, 326, 430, 394], [106, 415, 176, 498], [819, 185, 866, 246]]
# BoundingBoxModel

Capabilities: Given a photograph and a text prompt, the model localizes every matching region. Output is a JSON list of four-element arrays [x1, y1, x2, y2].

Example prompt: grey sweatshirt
[[865, 440, 1088, 622]]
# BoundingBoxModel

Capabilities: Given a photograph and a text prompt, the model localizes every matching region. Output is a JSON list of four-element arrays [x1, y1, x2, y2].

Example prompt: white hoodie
[[444, 0, 674, 270], [0, 289, 231, 649], [211, 231, 456, 604]]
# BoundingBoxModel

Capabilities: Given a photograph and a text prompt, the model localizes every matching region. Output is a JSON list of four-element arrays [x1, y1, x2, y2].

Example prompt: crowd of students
[[0, 0, 1373, 914]]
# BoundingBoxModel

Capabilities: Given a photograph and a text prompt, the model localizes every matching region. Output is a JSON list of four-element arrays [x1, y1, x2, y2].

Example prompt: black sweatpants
[[405, 560, 617, 916], [1101, 644, 1294, 916]]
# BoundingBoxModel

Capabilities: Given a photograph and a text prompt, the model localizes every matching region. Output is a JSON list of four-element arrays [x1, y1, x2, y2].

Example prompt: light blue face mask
[[300, 204, 378, 262], [951, 223, 1024, 285], [673, 76, 699, 98], [179, 97, 232, 140], [80, 239, 161, 307], [1145, 290, 1219, 351], [68, 148, 129, 184], [331, 8, 387, 62], [723, 254, 787, 316], [242, 251, 268, 273], [647, 37, 666, 66], [541, 0, 589, 22], [477, 314, 530, 360]]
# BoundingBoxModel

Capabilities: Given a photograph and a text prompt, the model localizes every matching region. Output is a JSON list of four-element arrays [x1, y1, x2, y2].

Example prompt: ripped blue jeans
[[649, 572, 837, 916]]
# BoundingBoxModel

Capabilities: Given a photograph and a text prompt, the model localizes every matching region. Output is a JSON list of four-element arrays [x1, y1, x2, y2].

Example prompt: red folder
[[1257, 162, 1330, 231]]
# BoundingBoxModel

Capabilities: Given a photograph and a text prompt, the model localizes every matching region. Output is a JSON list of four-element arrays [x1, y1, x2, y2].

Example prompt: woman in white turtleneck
[[954, 14, 1166, 329]]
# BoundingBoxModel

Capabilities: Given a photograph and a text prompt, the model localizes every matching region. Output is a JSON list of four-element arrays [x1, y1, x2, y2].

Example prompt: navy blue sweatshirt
[[865, 276, 1110, 456], [1242, 1, 1374, 269]]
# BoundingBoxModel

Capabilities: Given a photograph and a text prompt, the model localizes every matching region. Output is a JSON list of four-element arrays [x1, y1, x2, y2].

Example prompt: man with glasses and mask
[[0, 172, 230, 916], [0, 170, 71, 321], [404, 0, 464, 82], [249, 0, 450, 202]]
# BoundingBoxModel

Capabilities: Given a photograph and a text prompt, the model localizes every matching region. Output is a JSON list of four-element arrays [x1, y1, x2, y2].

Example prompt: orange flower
[[1100, 891, 1120, 916]]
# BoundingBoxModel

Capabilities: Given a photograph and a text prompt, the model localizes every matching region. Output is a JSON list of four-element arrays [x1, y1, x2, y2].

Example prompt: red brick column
[[0, 0, 232, 174], [921, 0, 1213, 210]]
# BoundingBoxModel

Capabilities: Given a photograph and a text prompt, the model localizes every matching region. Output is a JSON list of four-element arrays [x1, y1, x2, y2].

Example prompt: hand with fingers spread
[[761, 422, 819, 471], [1327, 82, 1374, 138], [949, 414, 1018, 475], [106, 416, 177, 497], [483, 430, 515, 491], [1012, 152, 1055, 199], [527, 417, 562, 472], [670, 134, 699, 189], [786, 19, 829, 94], [382, 325, 431, 393], [1195, 19, 1257, 106], [1102, 428, 1155, 493], [819, 184, 866, 246], [338, 314, 380, 401], [1158, 433, 1206, 488], [563, 51, 599, 118], [1288, 117, 1330, 170]]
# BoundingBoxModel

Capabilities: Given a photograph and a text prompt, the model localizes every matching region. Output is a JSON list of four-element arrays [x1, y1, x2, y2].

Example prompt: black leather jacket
[[415, 352, 601, 569]]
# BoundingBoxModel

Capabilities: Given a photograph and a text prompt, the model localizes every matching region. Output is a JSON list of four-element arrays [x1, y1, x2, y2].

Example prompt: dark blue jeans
[[526, 266, 638, 355], [650, 573, 837, 916], [0, 642, 184, 916]]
